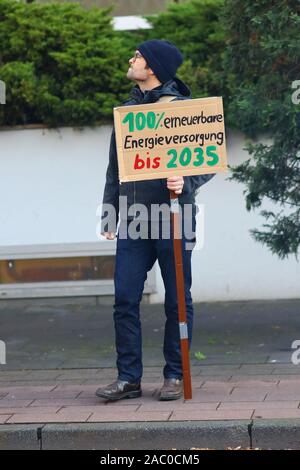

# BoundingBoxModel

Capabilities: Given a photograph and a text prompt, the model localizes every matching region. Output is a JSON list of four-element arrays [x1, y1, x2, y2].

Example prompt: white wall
[[0, 126, 299, 301], [0, 126, 111, 246]]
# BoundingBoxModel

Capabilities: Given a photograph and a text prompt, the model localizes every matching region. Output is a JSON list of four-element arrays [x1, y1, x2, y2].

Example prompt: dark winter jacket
[[101, 77, 215, 232]]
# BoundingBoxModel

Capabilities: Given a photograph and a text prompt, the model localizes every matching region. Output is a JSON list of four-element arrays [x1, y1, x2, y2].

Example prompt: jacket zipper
[[133, 181, 136, 219]]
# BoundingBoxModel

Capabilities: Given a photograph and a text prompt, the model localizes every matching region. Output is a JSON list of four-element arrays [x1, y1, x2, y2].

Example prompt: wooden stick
[[169, 189, 192, 400]]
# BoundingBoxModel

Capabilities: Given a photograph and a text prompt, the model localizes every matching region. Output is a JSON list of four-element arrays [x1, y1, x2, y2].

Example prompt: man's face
[[127, 50, 151, 82]]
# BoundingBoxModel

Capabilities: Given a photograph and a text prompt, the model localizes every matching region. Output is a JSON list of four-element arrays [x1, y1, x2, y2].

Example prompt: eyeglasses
[[132, 51, 143, 61]]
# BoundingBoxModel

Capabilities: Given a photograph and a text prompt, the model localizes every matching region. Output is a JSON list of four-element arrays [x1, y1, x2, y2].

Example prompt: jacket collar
[[125, 77, 191, 105]]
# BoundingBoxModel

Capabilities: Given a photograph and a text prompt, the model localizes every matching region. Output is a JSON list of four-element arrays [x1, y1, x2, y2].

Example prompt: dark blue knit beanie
[[137, 39, 183, 83]]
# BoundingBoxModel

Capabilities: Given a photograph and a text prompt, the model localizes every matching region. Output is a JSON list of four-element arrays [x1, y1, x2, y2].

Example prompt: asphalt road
[[0, 298, 299, 370]]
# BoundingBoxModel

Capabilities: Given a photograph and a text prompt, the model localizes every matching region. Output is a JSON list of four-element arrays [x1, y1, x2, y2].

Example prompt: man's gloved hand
[[167, 176, 184, 195]]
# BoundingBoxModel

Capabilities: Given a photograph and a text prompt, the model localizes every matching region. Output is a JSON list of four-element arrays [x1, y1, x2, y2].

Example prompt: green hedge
[[145, 0, 226, 99], [0, 0, 224, 127], [0, 0, 133, 126]]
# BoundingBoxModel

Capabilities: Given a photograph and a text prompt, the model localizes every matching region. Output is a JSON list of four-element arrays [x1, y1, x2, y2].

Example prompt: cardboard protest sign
[[114, 97, 227, 182]]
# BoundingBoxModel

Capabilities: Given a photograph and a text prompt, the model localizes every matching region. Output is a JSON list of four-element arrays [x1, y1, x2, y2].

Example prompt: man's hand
[[101, 232, 116, 240], [167, 176, 184, 195]]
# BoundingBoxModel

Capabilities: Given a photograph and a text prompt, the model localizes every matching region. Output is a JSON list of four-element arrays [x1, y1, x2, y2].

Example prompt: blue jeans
[[113, 216, 196, 383]]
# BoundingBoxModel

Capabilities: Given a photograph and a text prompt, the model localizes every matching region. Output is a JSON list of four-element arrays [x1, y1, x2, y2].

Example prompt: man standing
[[96, 40, 215, 401]]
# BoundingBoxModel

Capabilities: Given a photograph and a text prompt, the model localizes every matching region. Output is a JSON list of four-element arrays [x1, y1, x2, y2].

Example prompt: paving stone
[[265, 391, 300, 401], [7, 409, 92, 424], [229, 380, 278, 388], [0, 415, 12, 423], [88, 410, 171, 422], [0, 399, 34, 408], [218, 401, 300, 410], [169, 410, 254, 421], [253, 409, 300, 419], [238, 365, 275, 374], [139, 402, 219, 412], [0, 385, 57, 395], [278, 380, 300, 388], [229, 375, 279, 383], [28, 398, 104, 407], [222, 390, 267, 402], [26, 371, 62, 380], [0, 406, 61, 414]]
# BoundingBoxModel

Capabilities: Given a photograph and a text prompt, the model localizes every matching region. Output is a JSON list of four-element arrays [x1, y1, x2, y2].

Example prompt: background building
[[30, 0, 180, 15]]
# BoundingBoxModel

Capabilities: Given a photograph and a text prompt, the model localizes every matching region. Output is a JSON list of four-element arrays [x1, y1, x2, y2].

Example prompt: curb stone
[[1, 420, 300, 449]]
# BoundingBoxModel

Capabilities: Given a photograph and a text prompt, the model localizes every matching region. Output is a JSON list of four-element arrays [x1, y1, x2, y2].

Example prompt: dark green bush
[[0, 0, 132, 126], [145, 0, 226, 98], [224, 0, 300, 258]]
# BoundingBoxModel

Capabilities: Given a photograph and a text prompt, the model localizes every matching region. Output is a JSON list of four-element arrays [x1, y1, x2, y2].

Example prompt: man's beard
[[127, 66, 147, 82], [127, 67, 134, 80]]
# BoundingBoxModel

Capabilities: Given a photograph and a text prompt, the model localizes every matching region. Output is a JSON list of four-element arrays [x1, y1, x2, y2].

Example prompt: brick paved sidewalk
[[1, 364, 300, 425]]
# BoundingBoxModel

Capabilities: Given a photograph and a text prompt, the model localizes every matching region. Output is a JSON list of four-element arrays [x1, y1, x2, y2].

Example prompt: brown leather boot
[[95, 380, 141, 401], [159, 378, 183, 401]]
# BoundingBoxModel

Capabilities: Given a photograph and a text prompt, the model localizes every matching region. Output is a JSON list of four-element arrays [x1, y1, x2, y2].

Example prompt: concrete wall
[[0, 126, 110, 246], [0, 125, 299, 302]]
